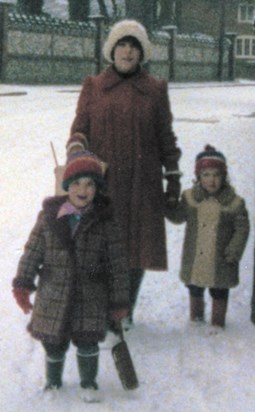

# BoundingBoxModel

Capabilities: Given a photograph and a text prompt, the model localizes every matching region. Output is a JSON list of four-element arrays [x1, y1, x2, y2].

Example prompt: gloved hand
[[165, 174, 181, 208], [110, 308, 129, 323], [12, 288, 33, 314], [66, 132, 89, 155]]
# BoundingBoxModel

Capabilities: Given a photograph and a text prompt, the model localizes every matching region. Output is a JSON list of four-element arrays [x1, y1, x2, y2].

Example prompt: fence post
[[217, 0, 226, 81], [162, 25, 177, 82], [0, 2, 10, 82], [89, 15, 105, 75], [225, 32, 237, 81]]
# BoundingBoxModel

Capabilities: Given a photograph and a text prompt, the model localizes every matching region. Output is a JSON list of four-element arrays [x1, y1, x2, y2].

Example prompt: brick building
[[177, 0, 255, 79]]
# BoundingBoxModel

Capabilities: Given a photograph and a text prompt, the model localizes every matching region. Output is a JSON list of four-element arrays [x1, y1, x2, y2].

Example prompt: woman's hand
[[165, 174, 181, 208]]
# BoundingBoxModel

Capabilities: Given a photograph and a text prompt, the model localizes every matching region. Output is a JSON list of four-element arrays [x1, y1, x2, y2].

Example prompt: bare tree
[[111, 0, 118, 18], [97, 0, 110, 19], [17, 0, 44, 15], [68, 0, 90, 21], [158, 0, 176, 27], [175, 0, 183, 31], [124, 0, 155, 32]]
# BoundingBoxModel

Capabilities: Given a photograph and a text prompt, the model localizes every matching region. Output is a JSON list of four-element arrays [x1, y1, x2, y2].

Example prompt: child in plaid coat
[[12, 150, 129, 402]]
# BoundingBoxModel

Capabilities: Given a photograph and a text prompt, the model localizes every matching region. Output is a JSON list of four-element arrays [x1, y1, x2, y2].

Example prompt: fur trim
[[192, 183, 237, 206], [41, 194, 113, 248], [103, 19, 151, 63], [67, 132, 89, 154]]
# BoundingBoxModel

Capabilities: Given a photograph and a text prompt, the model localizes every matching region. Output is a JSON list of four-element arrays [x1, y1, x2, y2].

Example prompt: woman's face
[[199, 168, 224, 194], [68, 177, 96, 209], [113, 40, 142, 73]]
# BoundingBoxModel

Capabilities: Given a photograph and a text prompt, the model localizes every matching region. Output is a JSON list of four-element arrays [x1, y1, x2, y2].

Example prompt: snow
[[1, 79, 255, 412]]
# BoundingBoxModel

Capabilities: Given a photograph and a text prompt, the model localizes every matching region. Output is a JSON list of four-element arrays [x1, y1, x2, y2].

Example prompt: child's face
[[68, 177, 96, 209], [199, 168, 224, 195]]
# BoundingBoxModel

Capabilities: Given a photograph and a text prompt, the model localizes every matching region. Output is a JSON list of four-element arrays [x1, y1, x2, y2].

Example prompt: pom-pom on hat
[[103, 19, 152, 63], [195, 145, 227, 176], [62, 150, 106, 191]]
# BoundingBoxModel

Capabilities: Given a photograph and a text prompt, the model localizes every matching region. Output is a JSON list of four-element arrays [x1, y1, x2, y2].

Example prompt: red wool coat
[[69, 66, 181, 270]]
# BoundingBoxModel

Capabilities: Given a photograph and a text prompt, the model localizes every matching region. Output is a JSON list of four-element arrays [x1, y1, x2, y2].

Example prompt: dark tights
[[187, 284, 229, 301]]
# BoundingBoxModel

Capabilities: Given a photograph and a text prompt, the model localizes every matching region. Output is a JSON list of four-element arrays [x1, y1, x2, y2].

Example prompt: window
[[252, 38, 255, 54], [236, 36, 255, 58], [238, 2, 255, 22]]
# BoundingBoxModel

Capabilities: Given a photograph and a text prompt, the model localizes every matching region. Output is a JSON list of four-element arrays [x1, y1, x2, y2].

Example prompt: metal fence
[[0, 3, 232, 84]]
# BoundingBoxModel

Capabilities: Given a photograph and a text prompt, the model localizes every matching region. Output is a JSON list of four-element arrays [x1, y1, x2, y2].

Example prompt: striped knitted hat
[[62, 150, 106, 191], [195, 145, 227, 176]]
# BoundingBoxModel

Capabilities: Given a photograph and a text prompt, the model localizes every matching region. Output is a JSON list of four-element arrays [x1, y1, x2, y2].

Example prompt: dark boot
[[211, 298, 228, 328], [77, 348, 99, 389], [45, 355, 65, 390], [77, 348, 101, 402], [190, 295, 205, 322]]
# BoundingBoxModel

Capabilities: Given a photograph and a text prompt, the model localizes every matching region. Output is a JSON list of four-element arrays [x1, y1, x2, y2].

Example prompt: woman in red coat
[[66, 20, 182, 329]]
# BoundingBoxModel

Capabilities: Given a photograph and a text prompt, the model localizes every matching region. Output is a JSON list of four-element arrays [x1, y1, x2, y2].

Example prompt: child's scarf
[[57, 201, 93, 236]]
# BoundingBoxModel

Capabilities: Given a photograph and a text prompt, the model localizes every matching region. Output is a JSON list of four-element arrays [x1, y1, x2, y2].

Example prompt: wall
[[175, 34, 228, 81], [180, 0, 240, 37], [0, 4, 231, 84], [178, 0, 255, 80], [1, 10, 97, 84]]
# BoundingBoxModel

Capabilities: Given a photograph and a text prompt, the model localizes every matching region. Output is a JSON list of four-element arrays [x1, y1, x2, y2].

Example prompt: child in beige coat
[[165, 145, 249, 329]]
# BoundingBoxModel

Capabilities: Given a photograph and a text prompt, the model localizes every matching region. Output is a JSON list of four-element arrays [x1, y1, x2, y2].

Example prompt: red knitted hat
[[62, 150, 105, 191], [195, 145, 227, 176]]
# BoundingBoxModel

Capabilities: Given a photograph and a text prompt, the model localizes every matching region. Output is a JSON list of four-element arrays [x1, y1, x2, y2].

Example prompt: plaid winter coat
[[68, 65, 181, 270], [165, 183, 249, 289], [13, 195, 129, 345]]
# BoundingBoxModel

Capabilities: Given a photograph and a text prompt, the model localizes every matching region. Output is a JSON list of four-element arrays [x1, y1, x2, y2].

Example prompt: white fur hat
[[103, 19, 152, 63]]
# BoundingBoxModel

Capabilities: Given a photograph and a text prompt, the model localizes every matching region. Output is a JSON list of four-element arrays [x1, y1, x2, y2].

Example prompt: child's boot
[[77, 347, 101, 403], [211, 298, 228, 328], [44, 355, 65, 390], [189, 295, 205, 322]]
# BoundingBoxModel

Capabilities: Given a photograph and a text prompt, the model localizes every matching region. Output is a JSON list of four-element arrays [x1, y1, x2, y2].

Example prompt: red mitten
[[111, 308, 129, 323], [12, 288, 33, 314]]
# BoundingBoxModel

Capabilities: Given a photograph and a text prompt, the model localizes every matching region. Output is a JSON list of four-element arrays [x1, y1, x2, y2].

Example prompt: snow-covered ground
[[1, 79, 255, 412]]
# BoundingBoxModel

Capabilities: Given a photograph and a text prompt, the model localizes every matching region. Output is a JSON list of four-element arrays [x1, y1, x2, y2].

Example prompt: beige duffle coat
[[165, 183, 249, 289]]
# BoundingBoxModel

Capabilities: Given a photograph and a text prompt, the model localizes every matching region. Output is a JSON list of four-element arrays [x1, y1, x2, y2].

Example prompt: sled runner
[[50, 142, 66, 196], [112, 323, 139, 390], [50, 142, 108, 196]]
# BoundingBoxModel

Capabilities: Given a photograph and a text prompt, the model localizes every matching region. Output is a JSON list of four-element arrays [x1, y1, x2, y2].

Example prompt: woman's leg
[[128, 268, 144, 324]]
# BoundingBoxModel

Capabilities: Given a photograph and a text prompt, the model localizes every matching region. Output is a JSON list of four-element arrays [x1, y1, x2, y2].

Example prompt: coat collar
[[192, 183, 236, 206], [98, 65, 152, 95], [42, 195, 113, 249], [42, 196, 73, 249]]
